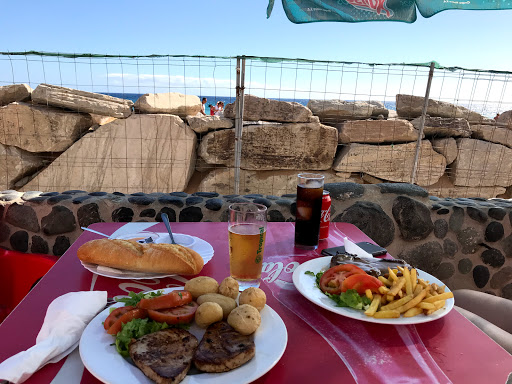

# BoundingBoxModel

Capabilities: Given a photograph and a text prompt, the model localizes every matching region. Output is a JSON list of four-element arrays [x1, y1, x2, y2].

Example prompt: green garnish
[[114, 318, 190, 357], [115, 290, 164, 306], [308, 271, 371, 310], [178, 292, 183, 299]]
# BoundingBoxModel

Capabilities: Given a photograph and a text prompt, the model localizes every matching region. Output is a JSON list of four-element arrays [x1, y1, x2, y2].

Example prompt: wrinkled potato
[[239, 287, 266, 311], [195, 302, 223, 328], [185, 276, 219, 299], [219, 277, 239, 300], [197, 293, 237, 319], [227, 304, 261, 335]]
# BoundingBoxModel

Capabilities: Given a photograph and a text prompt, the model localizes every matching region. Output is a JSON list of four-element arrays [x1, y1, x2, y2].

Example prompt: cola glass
[[294, 173, 324, 249]]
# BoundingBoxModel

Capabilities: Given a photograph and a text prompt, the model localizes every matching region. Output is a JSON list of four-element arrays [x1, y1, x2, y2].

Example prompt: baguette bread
[[77, 239, 204, 275]]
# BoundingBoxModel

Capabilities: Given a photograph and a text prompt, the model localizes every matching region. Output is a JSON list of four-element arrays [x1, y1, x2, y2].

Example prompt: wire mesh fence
[[1, 52, 511, 199]]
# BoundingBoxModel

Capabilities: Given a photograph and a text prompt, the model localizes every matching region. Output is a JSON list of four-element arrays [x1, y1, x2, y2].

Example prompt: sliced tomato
[[147, 301, 198, 325], [341, 274, 384, 295], [137, 290, 192, 310], [103, 306, 136, 331], [319, 264, 366, 295], [106, 308, 148, 335]]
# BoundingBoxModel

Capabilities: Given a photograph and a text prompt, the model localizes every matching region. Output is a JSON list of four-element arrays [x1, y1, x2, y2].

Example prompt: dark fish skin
[[129, 328, 198, 384], [194, 321, 256, 373], [330, 253, 411, 277]]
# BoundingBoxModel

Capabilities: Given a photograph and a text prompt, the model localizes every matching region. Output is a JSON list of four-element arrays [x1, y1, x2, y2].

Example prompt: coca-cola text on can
[[319, 190, 331, 240]]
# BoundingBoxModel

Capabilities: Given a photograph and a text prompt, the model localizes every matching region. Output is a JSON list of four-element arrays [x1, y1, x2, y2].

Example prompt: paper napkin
[[0, 291, 107, 384], [343, 237, 374, 258]]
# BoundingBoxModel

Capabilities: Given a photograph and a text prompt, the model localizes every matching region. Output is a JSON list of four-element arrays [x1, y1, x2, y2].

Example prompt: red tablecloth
[[1, 222, 511, 383]]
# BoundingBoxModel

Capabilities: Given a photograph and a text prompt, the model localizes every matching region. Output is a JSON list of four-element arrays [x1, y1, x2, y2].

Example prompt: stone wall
[[1, 183, 512, 300], [2, 84, 512, 198]]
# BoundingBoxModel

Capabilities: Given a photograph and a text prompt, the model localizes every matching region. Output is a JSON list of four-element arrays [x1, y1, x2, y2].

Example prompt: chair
[[0, 249, 58, 323]]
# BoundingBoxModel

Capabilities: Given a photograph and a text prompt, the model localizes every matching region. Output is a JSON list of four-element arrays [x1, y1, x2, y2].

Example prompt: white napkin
[[343, 237, 374, 258], [0, 291, 107, 384]]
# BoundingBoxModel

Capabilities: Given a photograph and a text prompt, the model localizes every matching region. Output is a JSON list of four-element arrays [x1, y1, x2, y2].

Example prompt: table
[[1, 222, 511, 384]]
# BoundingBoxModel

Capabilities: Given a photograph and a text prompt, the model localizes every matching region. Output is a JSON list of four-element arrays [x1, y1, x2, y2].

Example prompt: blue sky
[[1, 1, 511, 112]]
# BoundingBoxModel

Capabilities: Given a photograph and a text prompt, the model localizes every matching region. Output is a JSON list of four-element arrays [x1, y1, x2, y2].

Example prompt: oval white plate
[[79, 288, 288, 384], [81, 234, 214, 280], [293, 256, 454, 325]]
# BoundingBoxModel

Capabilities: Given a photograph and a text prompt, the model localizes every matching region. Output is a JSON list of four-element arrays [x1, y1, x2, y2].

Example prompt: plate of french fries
[[292, 257, 455, 325]]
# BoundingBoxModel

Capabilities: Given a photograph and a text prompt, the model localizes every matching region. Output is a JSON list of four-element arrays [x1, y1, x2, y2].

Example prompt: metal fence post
[[411, 62, 436, 184], [233, 56, 246, 194]]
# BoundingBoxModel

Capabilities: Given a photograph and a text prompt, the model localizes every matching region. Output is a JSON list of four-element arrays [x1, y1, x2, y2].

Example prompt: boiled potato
[[219, 277, 239, 300], [227, 304, 261, 335], [185, 276, 219, 299], [239, 287, 266, 311], [195, 302, 223, 328], [197, 293, 237, 319]]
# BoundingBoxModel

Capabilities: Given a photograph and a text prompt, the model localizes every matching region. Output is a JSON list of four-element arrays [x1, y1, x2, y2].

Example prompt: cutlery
[[161, 213, 176, 244], [80, 227, 153, 243]]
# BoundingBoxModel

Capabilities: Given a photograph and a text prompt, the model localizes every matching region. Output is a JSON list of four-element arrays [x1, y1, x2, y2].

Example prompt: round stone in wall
[[140, 209, 156, 218], [0, 222, 10, 242], [42, 206, 77, 235], [377, 183, 428, 197], [335, 201, 395, 247], [128, 196, 155, 206], [449, 206, 464, 232], [433, 262, 455, 281], [72, 195, 92, 204], [324, 182, 364, 201], [490, 266, 512, 289], [502, 283, 512, 300], [253, 198, 272, 208], [179, 207, 203, 222], [484, 222, 504, 242], [205, 198, 223, 211], [6, 204, 40, 232], [268, 210, 285, 222], [458, 258, 472, 274], [31, 235, 49, 254], [456, 227, 482, 254], [480, 248, 505, 268], [433, 219, 448, 239], [194, 192, 219, 198], [436, 208, 450, 215], [169, 192, 188, 198], [156, 208, 176, 222], [473, 265, 490, 288], [392, 196, 433, 241], [47, 195, 73, 205], [466, 207, 488, 223], [158, 196, 184, 208], [185, 196, 204, 206], [397, 241, 443, 275], [443, 239, 458, 259], [488, 208, 506, 221], [53, 235, 70, 256], [503, 234, 512, 258], [78, 203, 103, 228], [10, 230, 28, 252], [112, 207, 134, 222]]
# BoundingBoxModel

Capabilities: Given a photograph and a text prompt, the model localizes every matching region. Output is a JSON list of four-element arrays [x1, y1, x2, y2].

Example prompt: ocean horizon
[[104, 93, 399, 115]]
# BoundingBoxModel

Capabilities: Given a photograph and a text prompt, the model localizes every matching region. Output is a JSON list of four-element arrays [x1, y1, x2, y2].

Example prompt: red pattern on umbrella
[[345, 0, 394, 17]]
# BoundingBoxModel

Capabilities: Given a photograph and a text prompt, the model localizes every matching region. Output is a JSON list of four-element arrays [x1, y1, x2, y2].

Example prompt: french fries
[[363, 266, 453, 319]]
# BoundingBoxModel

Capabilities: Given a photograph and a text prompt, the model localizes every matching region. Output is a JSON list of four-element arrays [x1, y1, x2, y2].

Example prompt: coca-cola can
[[319, 190, 331, 240]]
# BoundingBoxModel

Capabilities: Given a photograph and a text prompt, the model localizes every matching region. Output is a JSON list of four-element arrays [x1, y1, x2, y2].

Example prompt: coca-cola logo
[[320, 209, 330, 223]]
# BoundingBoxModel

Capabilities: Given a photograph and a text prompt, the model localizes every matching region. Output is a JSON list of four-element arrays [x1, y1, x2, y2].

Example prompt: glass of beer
[[295, 173, 324, 250], [228, 203, 267, 290]]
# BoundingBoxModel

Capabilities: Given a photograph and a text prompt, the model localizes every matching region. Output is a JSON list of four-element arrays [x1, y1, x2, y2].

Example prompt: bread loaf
[[77, 239, 204, 275]]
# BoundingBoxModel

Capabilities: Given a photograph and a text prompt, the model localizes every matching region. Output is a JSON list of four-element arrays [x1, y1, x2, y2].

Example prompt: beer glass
[[228, 203, 268, 290], [295, 173, 324, 249]]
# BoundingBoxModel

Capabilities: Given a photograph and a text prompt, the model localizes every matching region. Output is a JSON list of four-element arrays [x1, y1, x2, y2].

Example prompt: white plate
[[293, 256, 454, 325], [81, 233, 214, 280], [79, 288, 288, 384]]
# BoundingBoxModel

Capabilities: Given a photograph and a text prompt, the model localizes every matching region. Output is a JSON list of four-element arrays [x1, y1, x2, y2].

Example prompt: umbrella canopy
[[267, 0, 512, 23]]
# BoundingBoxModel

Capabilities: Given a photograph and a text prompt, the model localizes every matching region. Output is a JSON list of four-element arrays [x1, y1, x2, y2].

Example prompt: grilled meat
[[194, 321, 255, 373], [330, 253, 411, 277], [129, 328, 198, 384]]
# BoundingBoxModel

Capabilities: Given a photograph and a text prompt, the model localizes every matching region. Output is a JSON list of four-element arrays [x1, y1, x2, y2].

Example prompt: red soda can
[[319, 190, 331, 240]]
